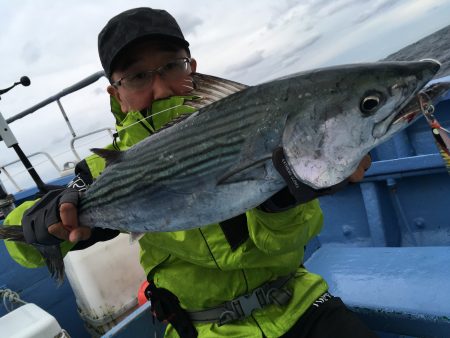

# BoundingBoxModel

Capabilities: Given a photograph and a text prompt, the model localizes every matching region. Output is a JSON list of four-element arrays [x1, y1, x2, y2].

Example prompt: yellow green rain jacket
[[4, 96, 328, 338]]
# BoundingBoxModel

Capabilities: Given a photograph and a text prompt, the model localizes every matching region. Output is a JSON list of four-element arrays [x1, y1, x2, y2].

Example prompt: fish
[[76, 60, 444, 233], [1, 60, 447, 282]]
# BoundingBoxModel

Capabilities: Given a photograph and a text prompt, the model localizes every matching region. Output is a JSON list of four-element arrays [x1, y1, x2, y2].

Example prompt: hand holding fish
[[266, 148, 372, 211], [48, 202, 91, 243], [21, 188, 91, 243], [348, 154, 372, 183]]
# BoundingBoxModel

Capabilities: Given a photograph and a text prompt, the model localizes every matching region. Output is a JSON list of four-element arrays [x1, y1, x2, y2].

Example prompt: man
[[4, 7, 375, 338]]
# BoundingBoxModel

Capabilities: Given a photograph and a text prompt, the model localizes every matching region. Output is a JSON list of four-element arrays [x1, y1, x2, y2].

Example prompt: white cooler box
[[0, 303, 66, 338]]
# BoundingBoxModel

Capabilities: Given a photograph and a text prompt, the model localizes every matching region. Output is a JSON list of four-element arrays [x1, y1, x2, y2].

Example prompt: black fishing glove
[[259, 147, 348, 212], [22, 188, 80, 245]]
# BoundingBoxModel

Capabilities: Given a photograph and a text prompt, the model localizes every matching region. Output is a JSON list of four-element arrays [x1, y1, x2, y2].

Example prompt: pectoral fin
[[34, 244, 65, 286]]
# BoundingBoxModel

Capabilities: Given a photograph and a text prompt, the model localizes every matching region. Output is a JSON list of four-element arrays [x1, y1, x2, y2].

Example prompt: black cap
[[98, 7, 190, 78]]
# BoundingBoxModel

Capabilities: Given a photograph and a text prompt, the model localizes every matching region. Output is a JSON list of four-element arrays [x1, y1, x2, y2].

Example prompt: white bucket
[[64, 234, 146, 336]]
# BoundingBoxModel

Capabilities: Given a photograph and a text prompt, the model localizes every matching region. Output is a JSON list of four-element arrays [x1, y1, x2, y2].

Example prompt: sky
[[1, 0, 450, 193]]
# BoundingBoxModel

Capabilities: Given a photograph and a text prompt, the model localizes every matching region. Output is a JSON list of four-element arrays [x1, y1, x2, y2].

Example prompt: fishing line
[[115, 74, 194, 131], [5, 103, 187, 176], [2, 76, 200, 190], [1, 133, 114, 182], [109, 75, 199, 132], [0, 104, 188, 187], [115, 103, 184, 131]]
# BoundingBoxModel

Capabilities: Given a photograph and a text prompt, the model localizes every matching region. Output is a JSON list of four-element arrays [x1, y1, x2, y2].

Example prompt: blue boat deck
[[306, 245, 450, 337]]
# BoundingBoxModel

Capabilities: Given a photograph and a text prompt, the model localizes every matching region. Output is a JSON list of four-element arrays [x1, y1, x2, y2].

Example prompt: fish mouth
[[391, 102, 421, 125], [390, 59, 444, 125], [392, 81, 450, 126], [372, 94, 421, 139]]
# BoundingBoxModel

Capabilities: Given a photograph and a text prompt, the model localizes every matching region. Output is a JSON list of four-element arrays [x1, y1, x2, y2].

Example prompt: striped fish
[[1, 60, 448, 282], [77, 60, 444, 233]]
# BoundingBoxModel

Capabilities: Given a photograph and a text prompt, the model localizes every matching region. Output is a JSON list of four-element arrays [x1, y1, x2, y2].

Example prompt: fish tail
[[34, 244, 65, 285], [0, 225, 26, 242], [0, 226, 65, 284]]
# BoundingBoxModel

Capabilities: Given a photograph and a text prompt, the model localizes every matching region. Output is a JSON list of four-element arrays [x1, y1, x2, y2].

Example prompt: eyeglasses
[[112, 57, 192, 90]]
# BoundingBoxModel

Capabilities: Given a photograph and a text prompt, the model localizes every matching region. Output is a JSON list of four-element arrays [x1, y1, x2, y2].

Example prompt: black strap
[[73, 159, 95, 186], [112, 133, 120, 150], [219, 213, 249, 251], [267, 147, 349, 211], [145, 282, 198, 338]]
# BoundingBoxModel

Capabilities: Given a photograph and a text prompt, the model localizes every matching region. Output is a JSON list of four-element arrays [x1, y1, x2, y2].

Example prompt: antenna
[[0, 76, 50, 193], [0, 76, 31, 97]]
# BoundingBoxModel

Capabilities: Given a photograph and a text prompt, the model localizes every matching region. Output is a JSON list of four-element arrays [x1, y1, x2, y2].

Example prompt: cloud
[[313, 0, 361, 17], [352, 0, 403, 24], [178, 15, 203, 36], [266, 1, 304, 30], [21, 42, 41, 64], [281, 33, 322, 68], [225, 50, 265, 74]]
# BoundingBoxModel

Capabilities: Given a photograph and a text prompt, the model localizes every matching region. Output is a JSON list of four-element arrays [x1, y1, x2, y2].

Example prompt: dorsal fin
[[91, 148, 124, 166], [189, 73, 248, 109], [149, 74, 248, 135], [155, 113, 193, 133]]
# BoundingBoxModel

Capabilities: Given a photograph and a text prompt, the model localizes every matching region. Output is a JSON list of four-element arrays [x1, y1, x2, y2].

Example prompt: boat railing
[[4, 71, 105, 127], [71, 127, 115, 161], [0, 71, 111, 193], [1, 152, 62, 191]]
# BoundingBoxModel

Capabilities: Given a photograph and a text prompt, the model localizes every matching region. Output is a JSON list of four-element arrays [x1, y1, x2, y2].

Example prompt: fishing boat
[[1, 30, 450, 337]]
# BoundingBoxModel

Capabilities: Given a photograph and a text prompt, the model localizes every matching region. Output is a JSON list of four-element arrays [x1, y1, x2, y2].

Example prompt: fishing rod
[[0, 76, 49, 194]]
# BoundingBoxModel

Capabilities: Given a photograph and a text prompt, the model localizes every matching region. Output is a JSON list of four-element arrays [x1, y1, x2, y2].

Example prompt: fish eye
[[360, 92, 383, 115]]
